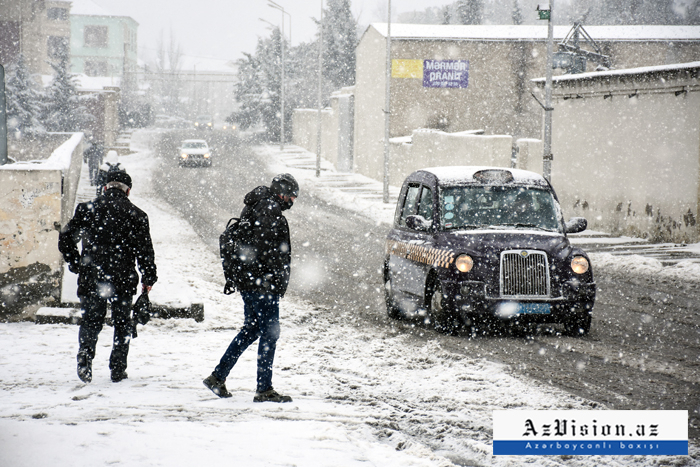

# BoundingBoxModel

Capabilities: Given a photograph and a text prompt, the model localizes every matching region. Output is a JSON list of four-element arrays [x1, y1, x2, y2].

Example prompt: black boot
[[111, 370, 128, 383], [203, 373, 232, 398], [77, 351, 92, 383], [253, 388, 292, 403]]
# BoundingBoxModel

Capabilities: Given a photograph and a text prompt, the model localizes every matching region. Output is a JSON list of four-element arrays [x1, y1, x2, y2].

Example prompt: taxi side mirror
[[565, 217, 587, 234], [405, 215, 432, 232]]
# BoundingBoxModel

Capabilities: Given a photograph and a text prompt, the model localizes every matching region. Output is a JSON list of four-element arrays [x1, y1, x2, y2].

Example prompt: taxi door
[[388, 183, 436, 304]]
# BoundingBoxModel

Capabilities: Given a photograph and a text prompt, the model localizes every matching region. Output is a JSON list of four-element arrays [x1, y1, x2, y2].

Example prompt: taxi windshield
[[440, 185, 561, 232]]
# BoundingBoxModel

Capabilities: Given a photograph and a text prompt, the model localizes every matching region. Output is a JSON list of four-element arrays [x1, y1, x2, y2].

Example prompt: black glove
[[132, 291, 151, 325], [223, 280, 236, 295]]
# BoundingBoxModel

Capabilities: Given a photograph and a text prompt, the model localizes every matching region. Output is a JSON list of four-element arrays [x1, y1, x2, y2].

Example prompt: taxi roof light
[[473, 169, 514, 184]]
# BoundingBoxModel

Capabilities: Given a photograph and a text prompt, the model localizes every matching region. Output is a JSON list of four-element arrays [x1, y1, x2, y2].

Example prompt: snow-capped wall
[[0, 133, 84, 315], [537, 62, 700, 242]]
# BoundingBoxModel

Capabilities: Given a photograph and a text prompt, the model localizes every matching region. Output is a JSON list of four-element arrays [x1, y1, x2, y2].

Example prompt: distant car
[[383, 166, 596, 337], [178, 139, 212, 167], [194, 115, 213, 130]]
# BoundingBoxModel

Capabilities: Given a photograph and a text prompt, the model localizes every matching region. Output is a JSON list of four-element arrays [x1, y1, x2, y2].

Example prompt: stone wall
[[536, 63, 700, 242], [0, 133, 84, 317]]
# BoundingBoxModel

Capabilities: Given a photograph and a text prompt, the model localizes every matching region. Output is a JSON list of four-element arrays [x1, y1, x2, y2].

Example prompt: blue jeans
[[78, 291, 133, 373], [214, 292, 280, 392]]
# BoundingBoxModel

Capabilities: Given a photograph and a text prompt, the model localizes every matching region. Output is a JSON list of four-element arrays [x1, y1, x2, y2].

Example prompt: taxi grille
[[500, 250, 550, 297]]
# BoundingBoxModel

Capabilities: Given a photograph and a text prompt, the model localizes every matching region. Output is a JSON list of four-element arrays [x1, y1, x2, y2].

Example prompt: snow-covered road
[[1, 130, 696, 466]]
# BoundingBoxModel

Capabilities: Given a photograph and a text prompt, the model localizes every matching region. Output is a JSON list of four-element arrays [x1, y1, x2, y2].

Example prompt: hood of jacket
[[244, 186, 274, 206]]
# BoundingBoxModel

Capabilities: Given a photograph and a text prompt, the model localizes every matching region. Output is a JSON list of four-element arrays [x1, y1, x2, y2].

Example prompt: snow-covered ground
[[0, 130, 696, 466]]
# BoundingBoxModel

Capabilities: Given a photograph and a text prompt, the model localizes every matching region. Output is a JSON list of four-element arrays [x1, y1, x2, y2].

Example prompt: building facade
[[354, 24, 700, 182], [0, 0, 71, 75], [69, 0, 138, 80], [534, 62, 700, 243]]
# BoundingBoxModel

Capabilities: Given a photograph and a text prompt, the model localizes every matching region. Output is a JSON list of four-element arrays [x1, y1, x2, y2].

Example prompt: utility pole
[[538, 2, 554, 182], [383, 0, 392, 203], [0, 65, 7, 165], [316, 0, 323, 178]]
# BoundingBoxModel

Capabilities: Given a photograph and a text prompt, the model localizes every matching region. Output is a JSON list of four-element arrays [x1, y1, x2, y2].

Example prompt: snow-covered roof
[[69, 0, 115, 16], [369, 23, 700, 42], [532, 60, 700, 83], [40, 74, 122, 92], [420, 166, 547, 186]]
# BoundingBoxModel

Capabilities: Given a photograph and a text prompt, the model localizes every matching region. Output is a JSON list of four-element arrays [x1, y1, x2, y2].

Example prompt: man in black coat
[[203, 173, 298, 403], [59, 170, 157, 383]]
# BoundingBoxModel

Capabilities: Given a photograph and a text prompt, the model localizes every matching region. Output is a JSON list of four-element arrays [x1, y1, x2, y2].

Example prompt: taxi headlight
[[180, 153, 188, 159], [194, 122, 199, 126], [455, 254, 473, 273], [203, 153, 210, 158], [571, 256, 589, 274]]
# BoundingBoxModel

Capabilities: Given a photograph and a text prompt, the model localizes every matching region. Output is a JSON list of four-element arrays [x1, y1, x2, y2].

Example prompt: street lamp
[[268, 1, 291, 44], [267, 0, 290, 151]]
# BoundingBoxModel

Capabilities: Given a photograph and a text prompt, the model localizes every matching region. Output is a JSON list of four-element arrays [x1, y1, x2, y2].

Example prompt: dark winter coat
[[58, 188, 157, 298], [234, 186, 291, 296]]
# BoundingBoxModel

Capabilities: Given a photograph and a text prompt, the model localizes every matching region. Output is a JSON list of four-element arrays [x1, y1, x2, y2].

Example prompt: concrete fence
[[292, 87, 355, 172], [386, 129, 513, 185], [534, 62, 700, 243], [293, 104, 514, 185], [0, 132, 84, 317]]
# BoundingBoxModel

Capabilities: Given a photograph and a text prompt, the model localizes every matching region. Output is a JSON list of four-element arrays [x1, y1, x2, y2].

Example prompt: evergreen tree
[[42, 55, 91, 132], [5, 54, 44, 136], [321, 0, 358, 90], [456, 0, 483, 25], [229, 29, 284, 139], [511, 0, 523, 25], [228, 1, 358, 141], [229, 51, 264, 131]]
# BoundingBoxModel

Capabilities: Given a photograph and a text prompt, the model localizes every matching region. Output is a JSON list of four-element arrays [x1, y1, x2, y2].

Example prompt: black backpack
[[219, 217, 252, 294]]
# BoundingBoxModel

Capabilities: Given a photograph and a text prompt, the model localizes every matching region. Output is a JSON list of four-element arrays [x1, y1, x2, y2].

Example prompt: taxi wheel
[[383, 264, 401, 319], [428, 280, 460, 335]]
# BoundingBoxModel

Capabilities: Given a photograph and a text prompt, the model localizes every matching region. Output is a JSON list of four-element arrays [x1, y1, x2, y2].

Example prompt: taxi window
[[440, 186, 561, 232], [417, 186, 433, 220], [399, 184, 421, 227]]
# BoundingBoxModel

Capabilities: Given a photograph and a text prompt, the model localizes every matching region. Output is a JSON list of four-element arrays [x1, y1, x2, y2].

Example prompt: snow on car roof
[[420, 166, 548, 186], [182, 139, 208, 143]]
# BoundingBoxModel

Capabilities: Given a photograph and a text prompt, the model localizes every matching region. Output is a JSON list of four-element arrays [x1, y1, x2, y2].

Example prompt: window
[[47, 8, 68, 21], [440, 186, 560, 232], [84, 26, 109, 48], [47, 36, 69, 59], [398, 185, 421, 227], [417, 186, 433, 220], [85, 60, 108, 77]]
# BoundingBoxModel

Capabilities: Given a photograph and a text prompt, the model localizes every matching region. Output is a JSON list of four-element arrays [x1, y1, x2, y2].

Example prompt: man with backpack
[[204, 173, 299, 403]]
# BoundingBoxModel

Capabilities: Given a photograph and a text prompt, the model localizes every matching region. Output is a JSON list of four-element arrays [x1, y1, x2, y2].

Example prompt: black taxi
[[383, 167, 596, 336]]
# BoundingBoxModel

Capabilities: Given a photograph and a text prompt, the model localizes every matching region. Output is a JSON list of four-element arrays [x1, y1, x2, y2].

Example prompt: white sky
[[90, 0, 450, 67]]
